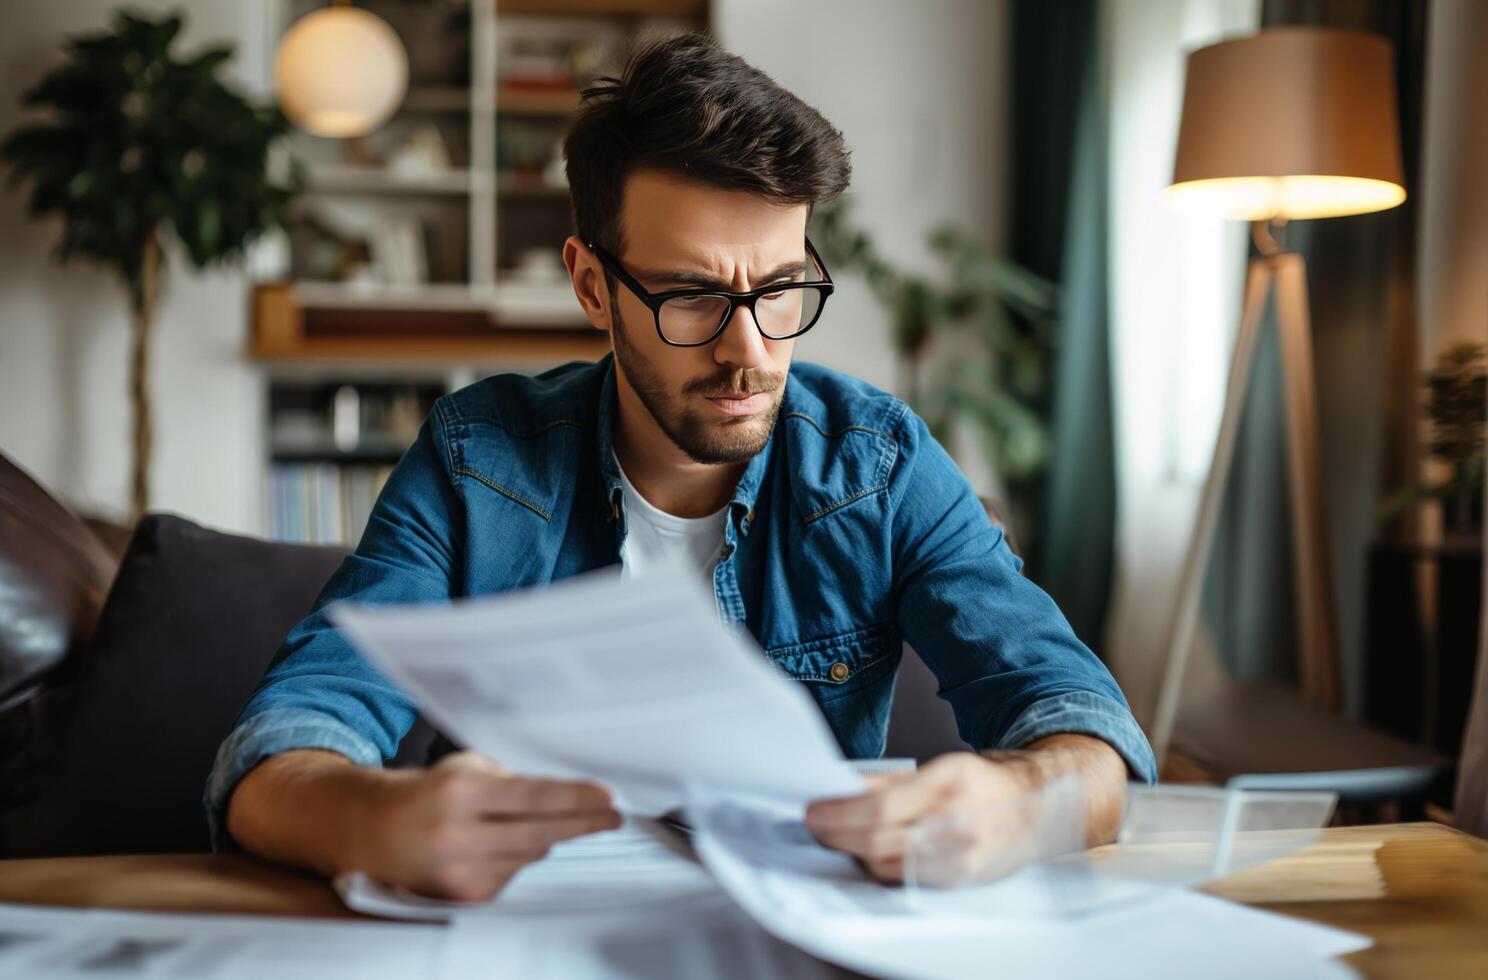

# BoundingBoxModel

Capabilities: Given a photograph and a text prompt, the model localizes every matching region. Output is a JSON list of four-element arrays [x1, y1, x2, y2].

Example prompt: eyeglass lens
[[658, 285, 825, 345]]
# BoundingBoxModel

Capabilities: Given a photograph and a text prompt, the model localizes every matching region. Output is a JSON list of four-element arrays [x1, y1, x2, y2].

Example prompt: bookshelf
[[265, 379, 442, 544], [255, 0, 707, 352], [257, 0, 709, 543]]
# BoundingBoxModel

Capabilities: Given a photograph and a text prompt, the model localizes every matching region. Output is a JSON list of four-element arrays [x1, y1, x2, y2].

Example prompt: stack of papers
[[327, 566, 1373, 979], [689, 796, 1370, 980], [436, 820, 845, 979]]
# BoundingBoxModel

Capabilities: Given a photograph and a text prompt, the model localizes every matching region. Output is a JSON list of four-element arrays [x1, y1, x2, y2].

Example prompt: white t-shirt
[[613, 453, 728, 579]]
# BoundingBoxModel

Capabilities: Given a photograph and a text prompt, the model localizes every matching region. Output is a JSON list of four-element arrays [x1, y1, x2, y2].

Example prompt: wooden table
[[2, 823, 1485, 978]]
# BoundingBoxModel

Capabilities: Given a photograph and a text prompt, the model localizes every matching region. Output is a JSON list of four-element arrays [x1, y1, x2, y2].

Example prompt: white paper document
[[328, 564, 863, 815], [435, 819, 849, 980], [337, 764, 904, 923], [0, 903, 443, 980], [326, 564, 1372, 980], [338, 817, 715, 922], [688, 795, 1373, 980]]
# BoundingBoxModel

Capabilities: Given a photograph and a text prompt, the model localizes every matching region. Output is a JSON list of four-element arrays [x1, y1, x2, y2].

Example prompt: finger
[[806, 768, 956, 830], [862, 855, 906, 884], [477, 811, 623, 856], [473, 776, 616, 817], [810, 824, 909, 864], [410, 861, 522, 904], [436, 751, 512, 778]]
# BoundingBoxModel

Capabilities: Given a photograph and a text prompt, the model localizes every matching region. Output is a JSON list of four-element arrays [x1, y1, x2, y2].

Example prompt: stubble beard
[[609, 305, 785, 465]]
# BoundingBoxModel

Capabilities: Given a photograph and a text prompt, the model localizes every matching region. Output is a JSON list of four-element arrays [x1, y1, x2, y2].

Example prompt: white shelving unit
[[255, 0, 709, 544], [266, 0, 695, 329]]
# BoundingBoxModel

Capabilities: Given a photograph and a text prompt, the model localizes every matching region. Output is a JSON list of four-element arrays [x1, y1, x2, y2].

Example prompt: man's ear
[[563, 236, 613, 333]]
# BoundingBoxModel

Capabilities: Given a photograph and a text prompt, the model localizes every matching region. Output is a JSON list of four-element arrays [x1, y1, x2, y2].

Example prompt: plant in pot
[[809, 200, 1056, 549], [1382, 342, 1487, 540], [1, 10, 297, 519]]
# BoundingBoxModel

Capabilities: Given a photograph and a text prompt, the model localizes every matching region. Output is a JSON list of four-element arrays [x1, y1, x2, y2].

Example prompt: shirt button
[[828, 662, 850, 682]]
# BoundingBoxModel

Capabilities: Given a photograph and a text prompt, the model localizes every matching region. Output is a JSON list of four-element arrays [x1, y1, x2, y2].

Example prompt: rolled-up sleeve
[[890, 411, 1156, 783], [998, 691, 1156, 781], [204, 708, 382, 852], [203, 408, 466, 850]]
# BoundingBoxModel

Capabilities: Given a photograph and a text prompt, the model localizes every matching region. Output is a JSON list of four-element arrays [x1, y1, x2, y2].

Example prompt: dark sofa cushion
[[1, 514, 439, 857]]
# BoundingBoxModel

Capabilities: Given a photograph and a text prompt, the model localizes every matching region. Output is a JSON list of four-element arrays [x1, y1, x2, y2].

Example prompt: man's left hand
[[803, 735, 1127, 883]]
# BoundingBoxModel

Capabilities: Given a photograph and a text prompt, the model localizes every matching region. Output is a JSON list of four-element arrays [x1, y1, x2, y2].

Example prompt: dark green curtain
[[1009, 0, 1116, 650], [1202, 1, 1429, 711]]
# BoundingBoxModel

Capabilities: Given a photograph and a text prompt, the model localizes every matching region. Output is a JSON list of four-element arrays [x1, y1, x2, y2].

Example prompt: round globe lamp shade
[[275, 7, 408, 138], [1166, 27, 1406, 220]]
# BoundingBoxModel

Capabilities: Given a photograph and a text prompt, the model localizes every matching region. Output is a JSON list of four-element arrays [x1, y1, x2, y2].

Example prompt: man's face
[[588, 169, 811, 465]]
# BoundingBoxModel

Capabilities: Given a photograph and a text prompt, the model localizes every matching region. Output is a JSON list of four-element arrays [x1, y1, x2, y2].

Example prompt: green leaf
[[0, 8, 296, 279]]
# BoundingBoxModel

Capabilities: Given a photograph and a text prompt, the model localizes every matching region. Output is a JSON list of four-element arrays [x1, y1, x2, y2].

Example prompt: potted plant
[[1382, 342, 1487, 539], [2, 10, 297, 519], [810, 200, 1056, 545]]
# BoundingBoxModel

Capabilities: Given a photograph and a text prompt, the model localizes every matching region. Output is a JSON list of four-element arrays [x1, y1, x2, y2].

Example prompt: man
[[209, 34, 1155, 901]]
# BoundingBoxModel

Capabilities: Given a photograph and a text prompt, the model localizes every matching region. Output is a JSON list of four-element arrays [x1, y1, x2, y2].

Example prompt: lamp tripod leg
[[1149, 259, 1275, 768], [1272, 254, 1341, 710]]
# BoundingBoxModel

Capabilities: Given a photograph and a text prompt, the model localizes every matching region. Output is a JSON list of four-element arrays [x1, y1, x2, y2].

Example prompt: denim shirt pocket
[[764, 622, 901, 703], [765, 622, 902, 758]]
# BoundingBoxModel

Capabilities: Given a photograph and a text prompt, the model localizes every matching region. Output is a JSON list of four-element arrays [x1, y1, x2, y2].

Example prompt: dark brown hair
[[564, 33, 852, 256]]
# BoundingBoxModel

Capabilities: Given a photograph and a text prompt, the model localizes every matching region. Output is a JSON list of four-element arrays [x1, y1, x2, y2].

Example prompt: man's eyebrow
[[634, 259, 808, 290]]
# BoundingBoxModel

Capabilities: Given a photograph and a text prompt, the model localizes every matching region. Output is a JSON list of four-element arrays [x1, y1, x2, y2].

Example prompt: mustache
[[685, 370, 785, 398]]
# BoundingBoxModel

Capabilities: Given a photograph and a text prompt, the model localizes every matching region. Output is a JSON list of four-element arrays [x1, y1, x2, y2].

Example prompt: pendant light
[[274, 1, 408, 138]]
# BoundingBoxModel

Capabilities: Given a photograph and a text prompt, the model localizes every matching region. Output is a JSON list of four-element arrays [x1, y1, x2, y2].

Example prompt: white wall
[[1418, 0, 1488, 361], [715, 0, 1011, 493], [1101, 0, 1259, 719], [0, 0, 268, 534]]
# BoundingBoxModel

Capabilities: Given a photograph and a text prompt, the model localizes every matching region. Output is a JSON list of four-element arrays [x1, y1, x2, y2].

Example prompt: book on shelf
[[267, 463, 397, 547]]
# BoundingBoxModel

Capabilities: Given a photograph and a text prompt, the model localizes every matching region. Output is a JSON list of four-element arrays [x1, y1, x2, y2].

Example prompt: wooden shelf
[[303, 166, 474, 196], [496, 176, 570, 197], [402, 86, 471, 113], [403, 87, 583, 116], [253, 332, 609, 364], [251, 283, 606, 365], [497, 88, 582, 115], [497, 0, 706, 15]]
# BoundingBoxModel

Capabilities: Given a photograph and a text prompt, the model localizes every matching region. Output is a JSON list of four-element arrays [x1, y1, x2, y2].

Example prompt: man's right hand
[[226, 748, 621, 902], [356, 751, 621, 901]]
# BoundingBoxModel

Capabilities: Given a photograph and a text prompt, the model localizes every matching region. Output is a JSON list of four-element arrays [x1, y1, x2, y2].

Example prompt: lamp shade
[[274, 7, 408, 139], [1167, 27, 1406, 220]]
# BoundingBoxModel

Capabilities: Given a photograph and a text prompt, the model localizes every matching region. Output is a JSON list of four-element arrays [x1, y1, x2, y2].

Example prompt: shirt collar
[[595, 355, 777, 529], [595, 355, 625, 521]]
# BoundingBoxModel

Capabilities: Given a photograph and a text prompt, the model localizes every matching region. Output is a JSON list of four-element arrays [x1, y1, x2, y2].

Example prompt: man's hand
[[803, 734, 1127, 883], [227, 749, 621, 902], [352, 752, 621, 901]]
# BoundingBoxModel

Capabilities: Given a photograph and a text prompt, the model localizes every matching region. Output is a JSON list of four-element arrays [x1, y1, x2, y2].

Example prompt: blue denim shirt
[[206, 355, 1155, 848]]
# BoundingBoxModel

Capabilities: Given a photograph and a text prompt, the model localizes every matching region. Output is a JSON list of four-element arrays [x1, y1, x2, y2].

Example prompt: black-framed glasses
[[585, 238, 834, 347]]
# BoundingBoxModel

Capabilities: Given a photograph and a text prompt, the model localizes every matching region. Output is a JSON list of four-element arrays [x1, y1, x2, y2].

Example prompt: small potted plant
[[2, 10, 297, 519], [1382, 342, 1486, 540], [810, 200, 1056, 546]]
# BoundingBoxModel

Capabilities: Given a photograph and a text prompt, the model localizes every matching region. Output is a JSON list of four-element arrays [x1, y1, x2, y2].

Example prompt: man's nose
[[711, 303, 770, 370]]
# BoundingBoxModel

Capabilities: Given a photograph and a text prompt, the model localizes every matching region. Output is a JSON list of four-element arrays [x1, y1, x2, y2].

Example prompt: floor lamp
[[1149, 28, 1407, 768]]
